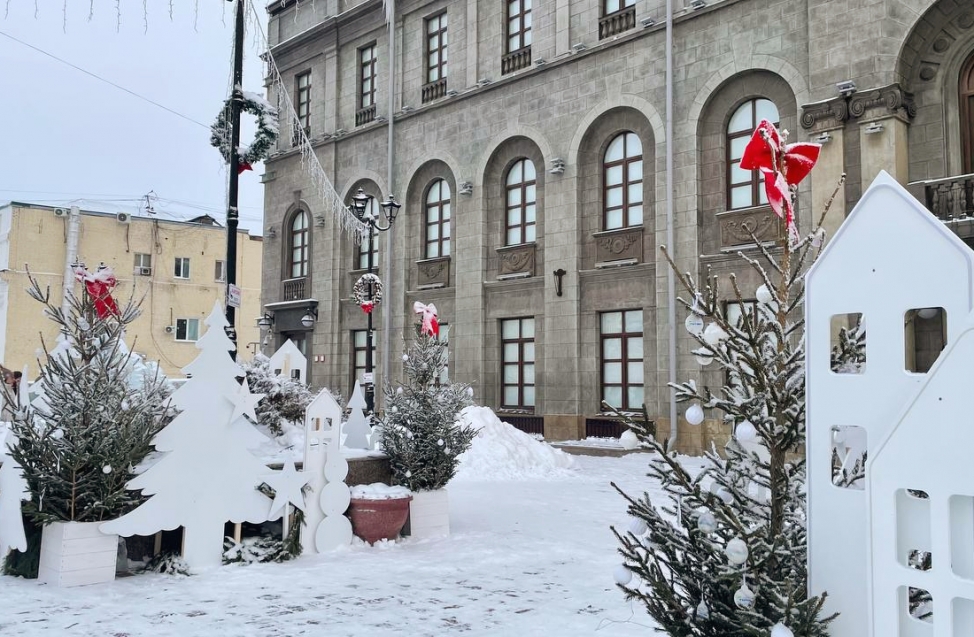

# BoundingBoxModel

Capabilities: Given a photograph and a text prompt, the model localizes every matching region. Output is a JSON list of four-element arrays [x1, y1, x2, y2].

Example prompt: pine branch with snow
[[240, 354, 315, 436]]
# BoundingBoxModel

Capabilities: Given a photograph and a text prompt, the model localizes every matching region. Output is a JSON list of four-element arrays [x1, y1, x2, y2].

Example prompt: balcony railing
[[355, 104, 376, 127], [282, 277, 307, 301], [599, 6, 636, 40], [422, 78, 447, 103], [502, 47, 532, 75], [291, 123, 310, 147], [917, 173, 974, 221]]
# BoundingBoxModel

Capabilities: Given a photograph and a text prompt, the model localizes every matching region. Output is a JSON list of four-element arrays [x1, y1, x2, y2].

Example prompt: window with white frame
[[133, 253, 152, 275], [174, 257, 191, 279], [175, 318, 199, 342], [600, 309, 644, 411], [215, 260, 226, 282]]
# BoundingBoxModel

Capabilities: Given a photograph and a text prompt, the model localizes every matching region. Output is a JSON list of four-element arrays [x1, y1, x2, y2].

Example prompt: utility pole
[[224, 0, 245, 354]]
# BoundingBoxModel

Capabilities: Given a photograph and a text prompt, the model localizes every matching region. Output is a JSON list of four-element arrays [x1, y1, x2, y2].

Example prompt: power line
[[0, 29, 210, 129]]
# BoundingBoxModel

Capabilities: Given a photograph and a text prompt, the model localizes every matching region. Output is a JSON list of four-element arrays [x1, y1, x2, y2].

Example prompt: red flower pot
[[348, 496, 413, 545]]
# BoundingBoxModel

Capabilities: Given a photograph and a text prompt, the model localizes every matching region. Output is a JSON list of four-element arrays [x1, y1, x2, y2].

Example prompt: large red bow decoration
[[413, 301, 439, 337], [739, 119, 821, 239], [74, 264, 119, 319]]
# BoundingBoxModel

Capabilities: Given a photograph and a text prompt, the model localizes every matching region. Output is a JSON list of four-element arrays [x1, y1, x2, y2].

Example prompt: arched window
[[505, 158, 537, 245], [355, 196, 379, 270], [288, 210, 309, 278], [603, 132, 643, 230], [961, 50, 974, 174], [727, 98, 779, 210], [425, 179, 451, 258]]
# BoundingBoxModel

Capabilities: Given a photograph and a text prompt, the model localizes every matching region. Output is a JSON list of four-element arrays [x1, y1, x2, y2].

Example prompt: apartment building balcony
[[501, 47, 532, 75], [281, 276, 307, 301]]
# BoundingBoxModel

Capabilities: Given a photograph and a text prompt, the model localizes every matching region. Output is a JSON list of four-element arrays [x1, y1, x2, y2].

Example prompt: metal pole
[[225, 0, 245, 354], [381, 2, 396, 402], [665, 0, 678, 450], [61, 205, 82, 320], [365, 225, 376, 414]]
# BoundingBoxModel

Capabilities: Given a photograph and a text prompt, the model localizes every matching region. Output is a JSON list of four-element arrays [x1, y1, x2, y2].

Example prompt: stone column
[[452, 183, 486, 402], [465, 0, 479, 89]]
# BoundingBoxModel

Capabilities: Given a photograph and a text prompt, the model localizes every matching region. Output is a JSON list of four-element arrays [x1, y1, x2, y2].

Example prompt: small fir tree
[[240, 353, 314, 436], [8, 269, 171, 527], [377, 319, 476, 491], [612, 121, 839, 636]]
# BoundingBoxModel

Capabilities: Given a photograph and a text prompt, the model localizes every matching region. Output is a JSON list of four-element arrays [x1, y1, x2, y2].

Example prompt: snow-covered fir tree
[[377, 321, 476, 491], [612, 121, 839, 636], [240, 353, 314, 436], [7, 270, 172, 526]]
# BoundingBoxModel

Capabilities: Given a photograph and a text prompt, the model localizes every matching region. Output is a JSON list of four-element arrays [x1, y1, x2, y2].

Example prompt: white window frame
[[174, 257, 191, 279], [175, 318, 200, 342], [215, 260, 227, 283]]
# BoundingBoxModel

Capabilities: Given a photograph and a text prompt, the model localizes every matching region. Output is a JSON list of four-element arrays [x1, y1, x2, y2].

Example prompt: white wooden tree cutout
[[101, 303, 273, 569], [343, 381, 372, 450], [300, 389, 352, 553], [0, 428, 29, 556]]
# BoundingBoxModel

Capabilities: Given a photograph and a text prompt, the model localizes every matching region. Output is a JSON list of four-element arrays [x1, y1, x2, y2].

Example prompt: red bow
[[361, 302, 375, 314], [739, 120, 820, 238], [238, 161, 253, 174], [74, 265, 120, 319], [413, 301, 439, 337]]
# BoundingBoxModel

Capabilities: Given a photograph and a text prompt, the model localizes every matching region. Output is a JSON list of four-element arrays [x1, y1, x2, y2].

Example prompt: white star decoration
[[230, 378, 264, 424], [266, 461, 309, 520]]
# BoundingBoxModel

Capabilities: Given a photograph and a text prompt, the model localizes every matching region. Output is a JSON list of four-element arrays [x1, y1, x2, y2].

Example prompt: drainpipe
[[665, 0, 678, 450], [381, 2, 396, 395], [61, 205, 81, 320]]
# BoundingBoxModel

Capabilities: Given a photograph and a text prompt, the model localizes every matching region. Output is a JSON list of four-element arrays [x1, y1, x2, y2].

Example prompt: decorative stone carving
[[848, 83, 916, 121], [549, 158, 566, 175], [459, 181, 473, 196], [594, 226, 643, 264], [496, 243, 536, 277], [717, 207, 782, 248], [800, 96, 849, 130], [415, 256, 450, 288]]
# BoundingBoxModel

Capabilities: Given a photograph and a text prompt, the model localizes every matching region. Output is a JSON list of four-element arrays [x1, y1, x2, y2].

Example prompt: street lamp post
[[351, 188, 401, 414]]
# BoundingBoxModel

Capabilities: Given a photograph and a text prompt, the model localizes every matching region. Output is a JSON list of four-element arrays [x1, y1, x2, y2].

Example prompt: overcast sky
[[0, 0, 268, 232]]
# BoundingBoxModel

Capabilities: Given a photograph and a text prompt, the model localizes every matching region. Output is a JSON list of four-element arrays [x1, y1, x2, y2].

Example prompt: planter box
[[405, 489, 450, 539], [38, 521, 118, 587]]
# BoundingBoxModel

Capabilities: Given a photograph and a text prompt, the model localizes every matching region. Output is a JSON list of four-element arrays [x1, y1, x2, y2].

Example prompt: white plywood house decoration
[[868, 322, 974, 636], [805, 171, 974, 637], [269, 339, 307, 383]]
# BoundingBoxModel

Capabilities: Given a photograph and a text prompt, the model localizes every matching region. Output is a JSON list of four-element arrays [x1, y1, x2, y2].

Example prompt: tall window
[[961, 50, 974, 174], [289, 210, 309, 278], [175, 318, 200, 342], [600, 309, 644, 411], [425, 179, 451, 258], [603, 132, 643, 230], [727, 98, 779, 210], [506, 0, 532, 53], [501, 317, 535, 409], [295, 71, 312, 140], [360, 44, 377, 110], [426, 12, 448, 84], [351, 330, 376, 388], [214, 260, 227, 282], [505, 159, 537, 245], [174, 257, 191, 279], [604, 0, 635, 14], [356, 197, 379, 270]]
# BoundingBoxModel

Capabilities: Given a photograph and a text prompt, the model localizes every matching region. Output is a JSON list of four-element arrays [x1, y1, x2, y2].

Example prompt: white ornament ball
[[734, 583, 756, 609], [619, 429, 640, 450], [695, 352, 714, 366], [756, 284, 774, 305], [725, 537, 749, 566], [685, 313, 705, 336], [102, 465, 112, 474], [685, 404, 705, 426], [402, 354, 409, 362], [735, 420, 757, 443], [716, 488, 734, 505], [51, 428, 64, 440], [771, 623, 794, 637], [466, 387, 474, 397], [613, 564, 633, 585], [696, 600, 710, 620], [405, 470, 412, 478], [437, 438, 444, 446], [703, 322, 728, 345], [697, 511, 717, 534], [628, 518, 648, 536]]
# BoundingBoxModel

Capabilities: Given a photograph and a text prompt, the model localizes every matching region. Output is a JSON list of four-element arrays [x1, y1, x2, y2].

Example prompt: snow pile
[[350, 483, 411, 500], [454, 406, 575, 481]]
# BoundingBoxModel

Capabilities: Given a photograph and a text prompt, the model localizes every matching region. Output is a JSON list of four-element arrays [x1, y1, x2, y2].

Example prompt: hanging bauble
[[352, 273, 383, 313], [725, 537, 749, 565], [735, 420, 757, 443], [703, 322, 728, 345], [685, 404, 705, 426], [613, 564, 633, 585], [697, 511, 717, 534], [210, 91, 279, 173], [696, 600, 710, 620], [685, 313, 705, 336], [715, 488, 733, 505], [771, 623, 794, 637], [756, 284, 774, 305], [619, 428, 640, 450], [628, 518, 648, 536], [733, 582, 756, 609], [693, 347, 714, 366]]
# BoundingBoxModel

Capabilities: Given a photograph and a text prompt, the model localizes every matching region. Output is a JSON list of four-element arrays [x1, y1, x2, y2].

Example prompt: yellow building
[[0, 202, 263, 378]]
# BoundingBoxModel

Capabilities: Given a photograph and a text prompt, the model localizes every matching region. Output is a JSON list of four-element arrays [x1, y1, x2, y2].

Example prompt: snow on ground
[[0, 409, 707, 636]]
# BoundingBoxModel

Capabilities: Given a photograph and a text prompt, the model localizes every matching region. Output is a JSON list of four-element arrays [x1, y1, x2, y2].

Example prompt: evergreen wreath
[[210, 92, 279, 169], [353, 273, 383, 313]]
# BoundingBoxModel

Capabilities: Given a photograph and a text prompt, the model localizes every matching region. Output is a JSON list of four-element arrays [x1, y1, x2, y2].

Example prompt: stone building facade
[[259, 0, 974, 450]]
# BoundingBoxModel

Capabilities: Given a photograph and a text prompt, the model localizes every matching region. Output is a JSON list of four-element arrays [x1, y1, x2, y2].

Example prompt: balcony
[[355, 104, 376, 127], [502, 47, 532, 75], [282, 277, 307, 301], [913, 173, 974, 222], [599, 6, 636, 40], [422, 78, 447, 103]]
